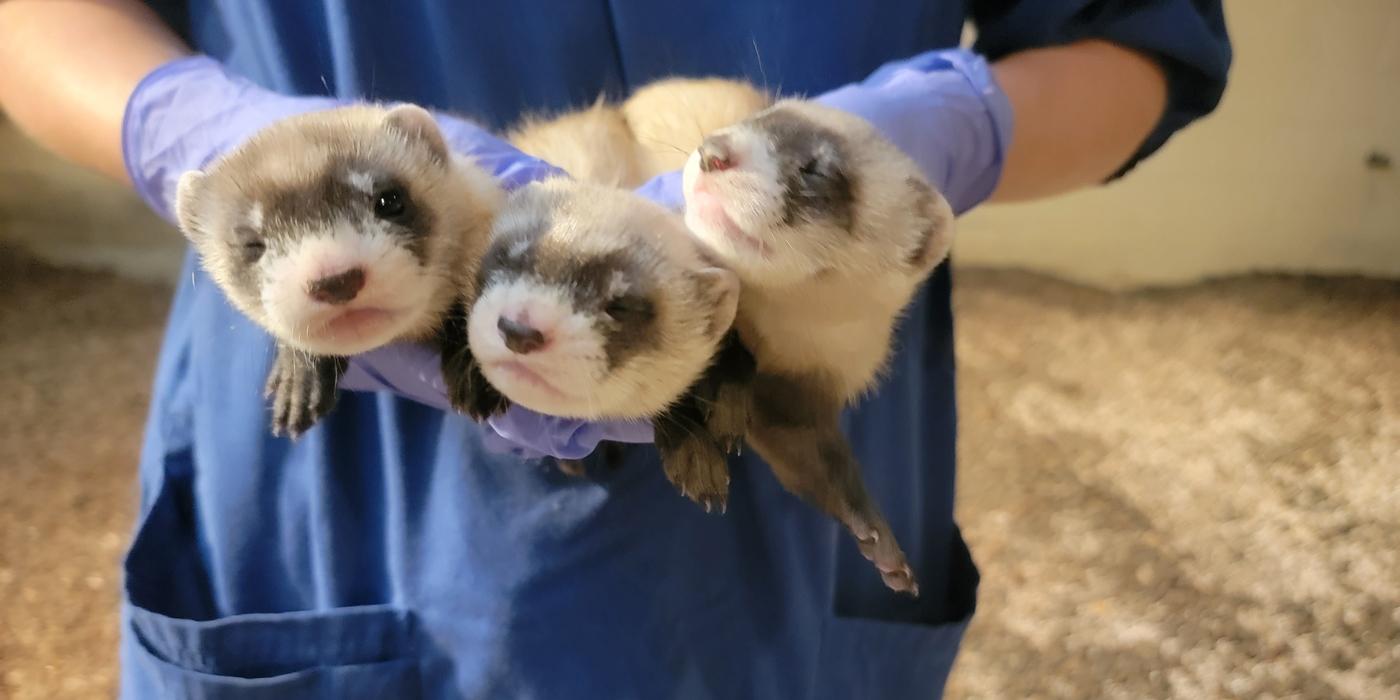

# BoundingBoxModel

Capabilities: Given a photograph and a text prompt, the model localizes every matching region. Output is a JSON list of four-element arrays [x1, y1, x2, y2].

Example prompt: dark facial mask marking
[[570, 253, 660, 371], [477, 227, 662, 371], [258, 158, 436, 265], [752, 108, 857, 232]]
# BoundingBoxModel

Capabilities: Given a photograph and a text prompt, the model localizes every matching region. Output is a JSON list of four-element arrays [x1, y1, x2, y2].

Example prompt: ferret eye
[[234, 226, 265, 261], [604, 296, 653, 322], [373, 187, 409, 221]]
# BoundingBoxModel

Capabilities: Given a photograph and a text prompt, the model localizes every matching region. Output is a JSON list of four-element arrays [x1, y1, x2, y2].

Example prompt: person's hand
[[813, 48, 1014, 216], [124, 55, 653, 459], [341, 344, 654, 460], [634, 48, 1014, 217], [123, 56, 560, 219]]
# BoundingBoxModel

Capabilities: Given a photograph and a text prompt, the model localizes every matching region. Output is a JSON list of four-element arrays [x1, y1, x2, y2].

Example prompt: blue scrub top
[[124, 2, 1229, 698]]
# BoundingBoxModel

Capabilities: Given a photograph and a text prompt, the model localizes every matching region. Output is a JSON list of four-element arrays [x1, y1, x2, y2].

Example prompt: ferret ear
[[691, 267, 741, 343], [174, 170, 208, 242], [383, 104, 449, 165], [906, 179, 956, 273]]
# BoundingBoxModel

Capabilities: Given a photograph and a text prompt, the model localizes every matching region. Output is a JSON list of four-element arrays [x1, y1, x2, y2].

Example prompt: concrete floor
[[1, 249, 1397, 698]]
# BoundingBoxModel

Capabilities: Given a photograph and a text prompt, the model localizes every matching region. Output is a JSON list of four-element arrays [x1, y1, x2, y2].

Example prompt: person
[[0, 1, 1230, 697]]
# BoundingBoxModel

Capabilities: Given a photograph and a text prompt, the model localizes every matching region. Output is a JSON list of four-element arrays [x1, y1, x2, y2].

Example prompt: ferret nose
[[698, 135, 736, 172], [308, 268, 366, 305], [498, 316, 547, 355]]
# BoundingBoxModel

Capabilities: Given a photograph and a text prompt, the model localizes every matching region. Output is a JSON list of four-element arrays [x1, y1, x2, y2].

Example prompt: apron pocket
[[128, 603, 423, 680], [810, 612, 971, 700], [811, 530, 979, 700], [126, 611, 422, 699], [120, 449, 427, 698]]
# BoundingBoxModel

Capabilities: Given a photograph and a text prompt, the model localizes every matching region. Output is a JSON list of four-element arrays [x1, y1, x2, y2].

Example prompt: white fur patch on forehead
[[507, 237, 531, 260], [346, 170, 376, 194], [247, 202, 264, 230], [607, 270, 630, 298]]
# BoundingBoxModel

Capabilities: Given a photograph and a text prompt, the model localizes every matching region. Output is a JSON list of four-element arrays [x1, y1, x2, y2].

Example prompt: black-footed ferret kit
[[493, 94, 955, 594], [452, 178, 750, 502], [173, 104, 503, 437], [678, 100, 956, 595], [173, 82, 762, 439], [173, 81, 950, 596]]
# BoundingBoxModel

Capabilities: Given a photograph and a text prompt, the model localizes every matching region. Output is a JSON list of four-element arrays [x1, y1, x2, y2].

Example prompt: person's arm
[[988, 39, 1167, 203], [0, 0, 652, 461], [971, 0, 1232, 205], [0, 0, 191, 183]]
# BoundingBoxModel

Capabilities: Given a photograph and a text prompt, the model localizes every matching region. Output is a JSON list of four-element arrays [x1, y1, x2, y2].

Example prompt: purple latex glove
[[124, 55, 653, 458], [815, 48, 1013, 215], [342, 345, 653, 460], [635, 47, 1014, 217]]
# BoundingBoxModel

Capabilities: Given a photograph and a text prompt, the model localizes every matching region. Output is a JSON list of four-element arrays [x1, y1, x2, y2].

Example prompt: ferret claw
[[660, 433, 731, 515], [441, 347, 511, 421], [850, 517, 919, 596], [697, 495, 727, 515], [265, 349, 342, 439]]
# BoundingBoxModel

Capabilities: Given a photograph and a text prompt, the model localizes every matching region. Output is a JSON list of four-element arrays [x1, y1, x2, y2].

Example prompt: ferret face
[[468, 180, 739, 420], [682, 101, 953, 288], [175, 106, 491, 356]]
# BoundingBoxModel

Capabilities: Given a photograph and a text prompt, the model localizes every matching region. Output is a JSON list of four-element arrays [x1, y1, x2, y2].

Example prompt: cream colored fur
[[174, 105, 502, 355], [508, 98, 649, 188], [470, 179, 739, 420], [682, 100, 956, 401], [508, 78, 771, 189], [621, 77, 772, 177]]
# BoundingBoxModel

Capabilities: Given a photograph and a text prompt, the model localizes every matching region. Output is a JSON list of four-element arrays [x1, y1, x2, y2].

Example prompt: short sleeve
[[970, 0, 1232, 179]]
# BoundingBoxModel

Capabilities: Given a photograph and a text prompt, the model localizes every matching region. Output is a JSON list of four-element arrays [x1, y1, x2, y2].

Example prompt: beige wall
[[2, 0, 1396, 288], [955, 1, 1400, 288], [0, 117, 183, 283]]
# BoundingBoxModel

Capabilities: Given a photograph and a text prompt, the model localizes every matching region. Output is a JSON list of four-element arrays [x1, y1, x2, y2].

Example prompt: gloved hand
[[124, 55, 654, 459], [814, 47, 1013, 215], [634, 47, 1014, 217]]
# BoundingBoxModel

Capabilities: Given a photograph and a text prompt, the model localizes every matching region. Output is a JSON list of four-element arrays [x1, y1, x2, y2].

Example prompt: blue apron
[[123, 1, 1229, 697]]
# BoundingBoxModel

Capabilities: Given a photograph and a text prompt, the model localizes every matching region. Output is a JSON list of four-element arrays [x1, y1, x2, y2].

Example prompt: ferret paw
[[706, 382, 751, 455], [445, 352, 510, 421], [265, 352, 344, 439], [462, 380, 511, 422], [661, 435, 731, 514], [850, 520, 920, 597]]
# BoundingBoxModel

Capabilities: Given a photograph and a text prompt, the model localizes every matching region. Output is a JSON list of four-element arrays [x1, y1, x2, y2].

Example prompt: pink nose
[[308, 267, 366, 305], [497, 315, 547, 354], [698, 134, 736, 172]]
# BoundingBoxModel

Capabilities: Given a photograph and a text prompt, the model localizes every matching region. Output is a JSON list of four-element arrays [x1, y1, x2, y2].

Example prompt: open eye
[[373, 186, 409, 221]]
